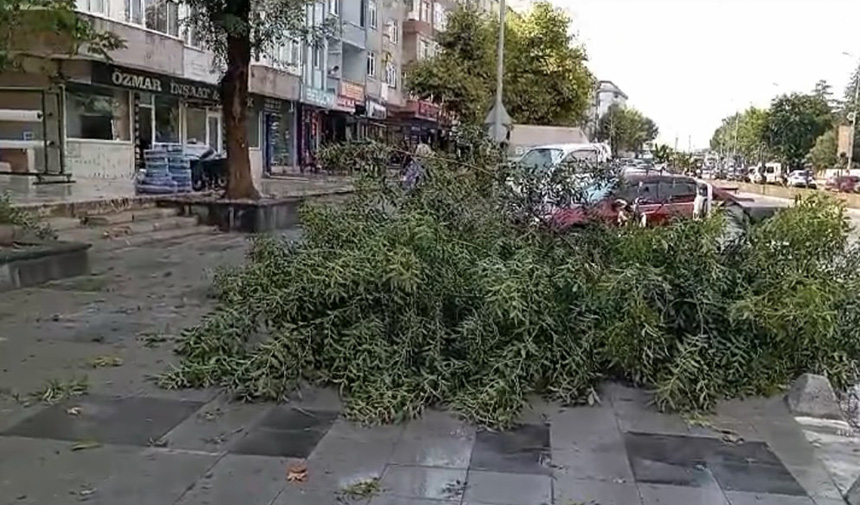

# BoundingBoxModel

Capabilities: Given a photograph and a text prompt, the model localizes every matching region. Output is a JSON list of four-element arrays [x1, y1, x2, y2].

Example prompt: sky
[[550, 0, 860, 150]]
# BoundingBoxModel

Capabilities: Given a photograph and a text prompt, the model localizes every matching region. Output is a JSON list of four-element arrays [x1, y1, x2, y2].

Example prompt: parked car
[[548, 173, 749, 230], [825, 175, 860, 193], [787, 170, 817, 189]]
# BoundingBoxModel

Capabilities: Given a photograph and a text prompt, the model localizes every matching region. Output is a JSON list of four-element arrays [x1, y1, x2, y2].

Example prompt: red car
[[825, 175, 860, 193], [549, 174, 746, 230]]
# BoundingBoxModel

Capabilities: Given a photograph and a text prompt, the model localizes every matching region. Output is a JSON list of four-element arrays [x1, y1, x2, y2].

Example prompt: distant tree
[[764, 93, 832, 169], [0, 0, 124, 72], [652, 144, 673, 164], [406, 1, 595, 126], [185, 0, 328, 199], [595, 104, 658, 157], [808, 129, 837, 171], [709, 107, 769, 164]]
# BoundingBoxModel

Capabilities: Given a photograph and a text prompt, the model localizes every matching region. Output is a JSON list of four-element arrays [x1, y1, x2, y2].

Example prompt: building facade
[[586, 80, 628, 137], [0, 0, 411, 180]]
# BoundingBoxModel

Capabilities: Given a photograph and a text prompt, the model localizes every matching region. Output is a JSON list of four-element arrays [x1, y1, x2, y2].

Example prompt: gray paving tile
[[391, 410, 475, 469], [554, 477, 643, 505], [711, 462, 807, 496], [550, 405, 623, 451], [470, 424, 551, 475], [2, 395, 204, 446], [463, 470, 551, 505], [174, 454, 291, 505], [228, 407, 338, 458], [639, 483, 730, 505], [724, 491, 815, 505], [271, 487, 346, 505], [615, 407, 691, 436], [552, 442, 635, 482], [812, 498, 850, 505], [378, 465, 467, 501], [0, 436, 138, 505], [83, 449, 218, 505], [163, 397, 271, 452], [786, 464, 844, 501], [370, 497, 458, 505]]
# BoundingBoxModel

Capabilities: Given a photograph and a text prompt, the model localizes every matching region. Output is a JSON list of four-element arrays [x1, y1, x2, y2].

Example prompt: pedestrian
[[403, 137, 433, 191]]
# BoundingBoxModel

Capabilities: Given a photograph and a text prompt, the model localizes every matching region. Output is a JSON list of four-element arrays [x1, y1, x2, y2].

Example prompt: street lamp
[[484, 0, 511, 143]]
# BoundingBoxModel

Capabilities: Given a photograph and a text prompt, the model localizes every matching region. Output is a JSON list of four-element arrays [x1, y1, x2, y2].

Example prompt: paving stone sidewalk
[[0, 231, 848, 505]]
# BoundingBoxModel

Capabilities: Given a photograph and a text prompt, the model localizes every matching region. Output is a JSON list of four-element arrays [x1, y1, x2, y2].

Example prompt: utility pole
[[849, 69, 860, 174], [491, 0, 507, 142]]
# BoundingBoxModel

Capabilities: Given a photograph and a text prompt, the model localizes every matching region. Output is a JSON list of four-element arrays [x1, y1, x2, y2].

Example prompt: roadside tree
[[184, 0, 329, 199], [595, 104, 658, 157], [763, 93, 832, 169], [809, 129, 837, 171], [0, 0, 123, 72], [405, 1, 595, 126]]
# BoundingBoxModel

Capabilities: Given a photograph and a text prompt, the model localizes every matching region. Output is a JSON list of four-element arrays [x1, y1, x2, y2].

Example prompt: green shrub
[[160, 155, 860, 428]]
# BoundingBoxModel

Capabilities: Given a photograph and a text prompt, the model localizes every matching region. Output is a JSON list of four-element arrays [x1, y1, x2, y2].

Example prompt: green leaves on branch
[[405, 1, 595, 126], [161, 151, 860, 428], [0, 0, 124, 73]]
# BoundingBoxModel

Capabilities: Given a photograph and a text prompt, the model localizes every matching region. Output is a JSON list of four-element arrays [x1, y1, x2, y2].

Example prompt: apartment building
[[0, 0, 408, 180]]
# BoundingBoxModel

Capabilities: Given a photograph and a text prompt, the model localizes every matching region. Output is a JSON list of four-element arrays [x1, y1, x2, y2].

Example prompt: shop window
[[247, 110, 260, 149], [65, 85, 130, 141], [154, 95, 180, 143], [186, 107, 207, 145]]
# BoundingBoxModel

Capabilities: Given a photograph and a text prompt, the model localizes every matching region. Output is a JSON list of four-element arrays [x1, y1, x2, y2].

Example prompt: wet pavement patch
[[228, 407, 337, 458], [469, 423, 551, 475], [1, 395, 204, 446], [625, 432, 807, 496]]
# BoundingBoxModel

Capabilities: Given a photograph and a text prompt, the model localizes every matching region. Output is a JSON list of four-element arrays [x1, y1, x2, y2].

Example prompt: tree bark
[[221, 17, 260, 200]]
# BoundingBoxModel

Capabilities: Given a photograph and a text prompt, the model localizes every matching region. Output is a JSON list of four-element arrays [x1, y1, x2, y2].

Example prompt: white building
[[586, 79, 628, 138]]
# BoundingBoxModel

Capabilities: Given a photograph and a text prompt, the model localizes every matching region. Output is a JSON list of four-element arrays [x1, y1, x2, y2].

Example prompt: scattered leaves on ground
[[30, 377, 89, 405], [337, 478, 382, 502], [286, 462, 308, 483], [87, 356, 124, 368]]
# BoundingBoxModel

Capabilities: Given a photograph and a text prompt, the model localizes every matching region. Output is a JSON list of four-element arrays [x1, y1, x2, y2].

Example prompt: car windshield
[[519, 148, 564, 172]]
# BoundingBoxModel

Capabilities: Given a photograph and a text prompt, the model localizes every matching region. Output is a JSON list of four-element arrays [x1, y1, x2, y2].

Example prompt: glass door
[[206, 111, 222, 152]]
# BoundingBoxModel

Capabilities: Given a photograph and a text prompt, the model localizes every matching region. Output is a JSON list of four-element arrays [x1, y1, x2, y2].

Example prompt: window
[[366, 52, 377, 78], [312, 44, 322, 69], [359, 0, 366, 27], [186, 107, 207, 145], [387, 19, 399, 43], [246, 109, 260, 149], [76, 0, 106, 15], [419, 0, 431, 22], [418, 38, 432, 60], [185, 7, 202, 47], [130, 0, 179, 37], [65, 85, 130, 141], [368, 0, 377, 29], [385, 61, 397, 88], [154, 95, 180, 143], [433, 3, 446, 30], [520, 149, 563, 172], [658, 179, 698, 203], [327, 0, 338, 16], [273, 39, 301, 68]]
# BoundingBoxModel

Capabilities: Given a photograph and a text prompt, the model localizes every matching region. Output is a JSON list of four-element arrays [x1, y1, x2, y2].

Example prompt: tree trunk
[[221, 22, 260, 200]]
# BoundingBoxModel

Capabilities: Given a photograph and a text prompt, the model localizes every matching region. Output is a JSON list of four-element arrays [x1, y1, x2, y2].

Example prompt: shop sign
[[303, 87, 335, 109], [92, 62, 221, 102], [336, 96, 356, 111], [417, 101, 440, 121], [263, 98, 282, 114], [340, 81, 365, 101]]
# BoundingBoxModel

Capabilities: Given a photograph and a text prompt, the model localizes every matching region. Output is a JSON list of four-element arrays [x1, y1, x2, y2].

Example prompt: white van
[[517, 143, 610, 172]]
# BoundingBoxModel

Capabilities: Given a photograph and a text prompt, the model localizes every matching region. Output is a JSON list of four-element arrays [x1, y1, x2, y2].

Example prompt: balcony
[[342, 22, 366, 50], [403, 18, 433, 37]]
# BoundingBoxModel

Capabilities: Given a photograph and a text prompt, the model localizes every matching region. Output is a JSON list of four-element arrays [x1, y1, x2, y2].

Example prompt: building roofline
[[597, 80, 628, 99]]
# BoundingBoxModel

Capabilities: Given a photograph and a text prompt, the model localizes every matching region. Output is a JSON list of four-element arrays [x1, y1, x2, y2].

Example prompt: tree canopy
[[764, 92, 832, 169], [405, 1, 595, 126], [594, 103, 658, 157], [710, 107, 769, 164], [808, 129, 837, 170], [0, 0, 123, 72]]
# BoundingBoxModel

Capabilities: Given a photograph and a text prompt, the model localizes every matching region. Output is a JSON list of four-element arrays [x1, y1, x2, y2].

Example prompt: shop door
[[263, 114, 275, 176], [206, 112, 222, 152], [137, 103, 154, 170]]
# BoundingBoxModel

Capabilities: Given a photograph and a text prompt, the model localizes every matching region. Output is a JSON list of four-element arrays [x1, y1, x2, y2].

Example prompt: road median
[[716, 181, 860, 209]]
